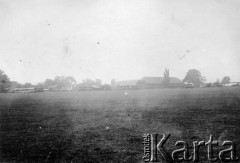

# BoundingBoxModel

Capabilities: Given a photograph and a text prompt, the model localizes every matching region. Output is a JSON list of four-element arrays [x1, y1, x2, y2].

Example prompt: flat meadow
[[0, 87, 240, 162]]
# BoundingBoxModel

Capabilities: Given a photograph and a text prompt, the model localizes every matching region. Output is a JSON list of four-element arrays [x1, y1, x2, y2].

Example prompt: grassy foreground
[[0, 87, 240, 162]]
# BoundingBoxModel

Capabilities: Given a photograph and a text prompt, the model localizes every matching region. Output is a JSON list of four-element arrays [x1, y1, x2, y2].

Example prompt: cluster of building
[[202, 82, 240, 88], [11, 76, 182, 92], [10, 77, 240, 93], [112, 77, 182, 90]]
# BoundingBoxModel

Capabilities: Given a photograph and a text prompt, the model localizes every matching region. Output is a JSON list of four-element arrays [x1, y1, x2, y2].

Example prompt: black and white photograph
[[0, 0, 240, 162]]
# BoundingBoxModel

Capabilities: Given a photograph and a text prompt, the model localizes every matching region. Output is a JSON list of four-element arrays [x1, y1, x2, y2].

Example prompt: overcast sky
[[0, 0, 240, 84]]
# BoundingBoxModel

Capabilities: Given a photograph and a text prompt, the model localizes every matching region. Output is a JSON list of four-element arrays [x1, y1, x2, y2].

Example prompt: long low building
[[116, 80, 139, 90], [13, 87, 45, 93], [139, 77, 182, 88], [13, 88, 35, 93]]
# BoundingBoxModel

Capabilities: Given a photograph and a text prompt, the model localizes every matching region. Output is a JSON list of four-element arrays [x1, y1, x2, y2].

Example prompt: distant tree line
[[0, 68, 234, 92], [0, 70, 11, 92], [38, 76, 77, 90]]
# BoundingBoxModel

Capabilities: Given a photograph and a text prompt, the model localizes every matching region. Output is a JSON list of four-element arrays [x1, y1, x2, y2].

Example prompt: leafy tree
[[10, 81, 22, 88], [163, 68, 170, 87], [215, 79, 220, 84], [42, 76, 76, 90], [44, 79, 56, 87], [111, 79, 116, 86], [0, 70, 11, 92], [22, 82, 33, 88], [41, 78, 56, 90], [35, 82, 44, 88], [54, 76, 76, 89], [96, 79, 102, 85], [183, 69, 205, 87], [82, 79, 96, 86], [221, 76, 231, 84], [213, 78, 222, 87], [201, 76, 206, 83], [63, 76, 77, 89]]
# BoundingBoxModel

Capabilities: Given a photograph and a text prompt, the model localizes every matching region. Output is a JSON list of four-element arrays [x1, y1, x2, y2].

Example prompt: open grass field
[[0, 87, 240, 162]]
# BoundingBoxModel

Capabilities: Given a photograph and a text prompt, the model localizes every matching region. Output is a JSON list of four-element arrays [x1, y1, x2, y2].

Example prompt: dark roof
[[141, 77, 164, 84], [169, 77, 182, 83], [141, 77, 182, 84]]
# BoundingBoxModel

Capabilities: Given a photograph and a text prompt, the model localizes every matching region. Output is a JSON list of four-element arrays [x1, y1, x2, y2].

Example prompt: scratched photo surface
[[0, 0, 240, 162]]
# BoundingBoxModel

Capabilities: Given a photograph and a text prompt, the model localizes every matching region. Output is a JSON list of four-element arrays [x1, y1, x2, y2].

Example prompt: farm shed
[[116, 80, 139, 90]]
